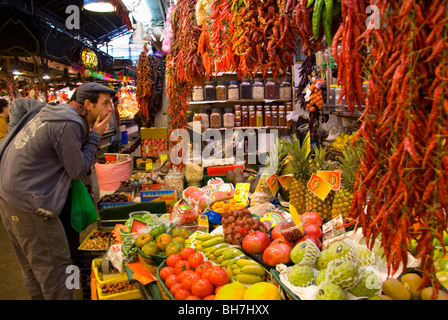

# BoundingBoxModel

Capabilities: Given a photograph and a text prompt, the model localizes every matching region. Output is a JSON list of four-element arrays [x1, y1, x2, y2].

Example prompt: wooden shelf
[[189, 99, 292, 105]]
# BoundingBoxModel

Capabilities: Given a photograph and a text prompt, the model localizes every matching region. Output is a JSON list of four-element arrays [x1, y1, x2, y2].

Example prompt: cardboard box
[[141, 127, 168, 158], [140, 190, 177, 212]]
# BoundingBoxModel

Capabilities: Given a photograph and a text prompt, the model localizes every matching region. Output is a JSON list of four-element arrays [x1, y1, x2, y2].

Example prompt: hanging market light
[[11, 56, 22, 76], [83, 0, 116, 13]]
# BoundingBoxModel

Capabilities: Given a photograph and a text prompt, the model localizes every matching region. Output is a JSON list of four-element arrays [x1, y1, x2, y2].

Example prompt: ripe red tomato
[[175, 288, 192, 300], [195, 263, 210, 276], [165, 274, 179, 289], [201, 267, 213, 280], [159, 266, 175, 281], [174, 260, 193, 275], [177, 270, 195, 283], [207, 266, 229, 286], [191, 278, 214, 298], [185, 295, 201, 300], [181, 272, 201, 291], [166, 254, 182, 268], [180, 247, 195, 260], [170, 282, 183, 295], [188, 252, 204, 268], [203, 295, 215, 300], [303, 223, 323, 239]]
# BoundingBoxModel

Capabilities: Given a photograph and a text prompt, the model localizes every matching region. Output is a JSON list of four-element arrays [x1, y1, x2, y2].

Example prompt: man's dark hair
[[79, 93, 100, 105], [0, 99, 8, 113], [112, 96, 119, 103]]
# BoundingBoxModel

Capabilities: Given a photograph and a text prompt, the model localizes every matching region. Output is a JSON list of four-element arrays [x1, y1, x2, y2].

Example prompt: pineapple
[[306, 145, 338, 221], [331, 145, 361, 219], [285, 134, 311, 213]]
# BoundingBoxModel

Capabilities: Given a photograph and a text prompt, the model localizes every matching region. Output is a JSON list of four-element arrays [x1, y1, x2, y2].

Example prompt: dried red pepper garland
[[136, 50, 152, 120], [345, 0, 448, 296], [166, 0, 205, 170]]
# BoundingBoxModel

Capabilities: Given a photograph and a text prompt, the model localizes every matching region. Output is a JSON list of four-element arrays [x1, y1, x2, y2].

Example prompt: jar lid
[[211, 108, 221, 113], [225, 108, 233, 113], [205, 81, 214, 85], [217, 81, 227, 86], [229, 81, 239, 85]]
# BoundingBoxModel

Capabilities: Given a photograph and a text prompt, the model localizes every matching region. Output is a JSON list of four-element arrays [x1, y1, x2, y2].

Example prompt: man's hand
[[91, 112, 112, 135]]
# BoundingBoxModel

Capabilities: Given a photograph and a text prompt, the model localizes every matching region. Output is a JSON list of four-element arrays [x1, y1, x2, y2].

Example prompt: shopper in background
[[112, 95, 121, 127], [0, 82, 114, 300], [0, 99, 9, 141]]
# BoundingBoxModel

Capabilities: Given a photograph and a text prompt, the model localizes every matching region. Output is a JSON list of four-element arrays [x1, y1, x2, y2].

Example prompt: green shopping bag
[[71, 179, 98, 232]]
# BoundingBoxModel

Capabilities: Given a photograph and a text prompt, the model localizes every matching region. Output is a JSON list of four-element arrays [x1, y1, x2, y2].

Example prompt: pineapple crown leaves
[[336, 145, 362, 191], [266, 137, 294, 175], [285, 134, 312, 179], [310, 145, 338, 172]]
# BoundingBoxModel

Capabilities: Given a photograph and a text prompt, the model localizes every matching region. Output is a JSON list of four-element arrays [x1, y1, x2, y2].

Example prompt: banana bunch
[[194, 233, 226, 252], [194, 233, 266, 285], [229, 259, 266, 284]]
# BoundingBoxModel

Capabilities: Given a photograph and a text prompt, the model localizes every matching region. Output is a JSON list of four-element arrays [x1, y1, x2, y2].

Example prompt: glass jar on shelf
[[228, 81, 239, 100], [286, 103, 292, 127], [279, 81, 292, 100], [252, 78, 264, 100], [223, 108, 235, 128], [256, 105, 263, 127], [210, 108, 222, 128], [271, 105, 278, 127], [185, 163, 204, 187], [204, 82, 216, 101], [265, 79, 277, 99], [279, 110, 286, 127], [235, 115, 242, 127], [164, 167, 184, 200], [192, 85, 204, 101], [200, 105, 211, 129], [264, 105, 272, 127], [241, 79, 252, 100], [249, 106, 256, 127], [242, 105, 249, 127], [216, 81, 227, 100]]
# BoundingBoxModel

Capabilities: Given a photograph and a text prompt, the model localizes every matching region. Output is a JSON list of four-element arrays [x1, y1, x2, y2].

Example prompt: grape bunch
[[221, 209, 267, 245]]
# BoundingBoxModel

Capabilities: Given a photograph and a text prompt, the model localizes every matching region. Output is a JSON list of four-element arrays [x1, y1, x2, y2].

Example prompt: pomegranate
[[296, 235, 323, 250], [301, 211, 323, 227], [270, 237, 294, 250], [303, 223, 323, 239], [242, 231, 271, 254], [270, 224, 283, 240], [262, 243, 292, 266]]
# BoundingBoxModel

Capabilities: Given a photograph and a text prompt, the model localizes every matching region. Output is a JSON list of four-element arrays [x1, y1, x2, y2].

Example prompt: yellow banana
[[236, 259, 261, 268], [222, 248, 244, 260], [241, 265, 266, 276], [196, 233, 213, 241], [234, 274, 264, 284], [220, 259, 235, 268], [202, 236, 225, 248], [231, 268, 243, 276]]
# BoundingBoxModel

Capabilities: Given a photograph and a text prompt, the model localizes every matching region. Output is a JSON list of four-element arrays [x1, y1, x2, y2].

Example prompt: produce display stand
[[97, 201, 167, 228]]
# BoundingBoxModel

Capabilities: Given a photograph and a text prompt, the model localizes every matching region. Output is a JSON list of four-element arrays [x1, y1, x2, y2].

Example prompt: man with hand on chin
[[0, 82, 114, 300]]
